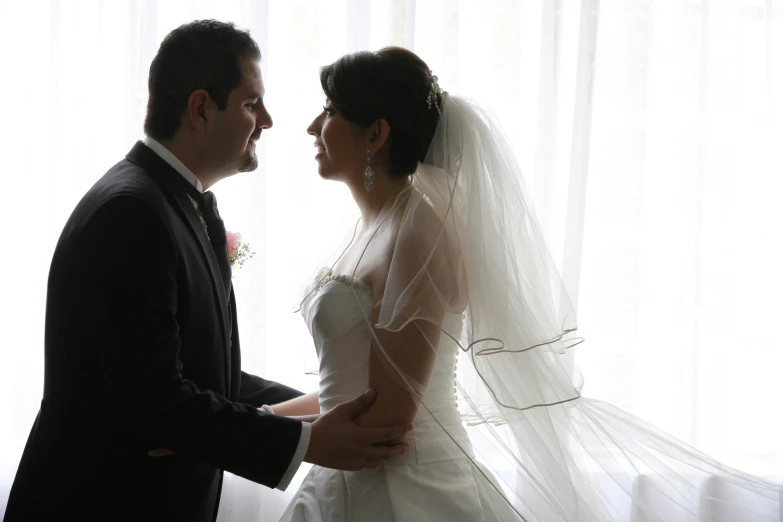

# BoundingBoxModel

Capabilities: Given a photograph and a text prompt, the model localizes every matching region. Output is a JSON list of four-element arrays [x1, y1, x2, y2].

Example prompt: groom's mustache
[[250, 130, 262, 141]]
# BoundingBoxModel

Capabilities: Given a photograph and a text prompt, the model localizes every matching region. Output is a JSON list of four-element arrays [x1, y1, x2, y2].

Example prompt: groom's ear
[[369, 119, 391, 154], [186, 89, 212, 135]]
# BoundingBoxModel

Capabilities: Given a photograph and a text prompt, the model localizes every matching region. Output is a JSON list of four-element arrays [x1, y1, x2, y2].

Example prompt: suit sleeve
[[238, 371, 303, 408], [83, 194, 301, 488]]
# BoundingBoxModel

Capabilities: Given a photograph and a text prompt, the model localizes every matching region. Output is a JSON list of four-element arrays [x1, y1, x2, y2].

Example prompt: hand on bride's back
[[305, 389, 411, 471]]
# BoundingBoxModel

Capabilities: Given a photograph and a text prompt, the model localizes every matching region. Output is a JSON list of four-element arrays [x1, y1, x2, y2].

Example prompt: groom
[[4, 20, 410, 522]]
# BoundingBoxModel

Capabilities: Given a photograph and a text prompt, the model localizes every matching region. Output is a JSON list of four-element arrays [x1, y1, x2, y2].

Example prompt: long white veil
[[310, 93, 780, 521]]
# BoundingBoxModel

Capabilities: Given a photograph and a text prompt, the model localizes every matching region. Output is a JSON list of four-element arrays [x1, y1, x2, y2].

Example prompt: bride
[[271, 47, 780, 521]]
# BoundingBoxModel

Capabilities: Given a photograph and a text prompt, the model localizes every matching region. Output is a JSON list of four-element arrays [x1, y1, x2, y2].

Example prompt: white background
[[0, 1, 781, 519]]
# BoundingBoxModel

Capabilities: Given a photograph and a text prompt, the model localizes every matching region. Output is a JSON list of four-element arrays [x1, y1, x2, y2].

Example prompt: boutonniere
[[226, 231, 255, 269]]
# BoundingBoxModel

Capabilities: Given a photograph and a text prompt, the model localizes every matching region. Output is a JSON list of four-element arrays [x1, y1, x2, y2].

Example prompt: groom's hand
[[305, 389, 411, 471]]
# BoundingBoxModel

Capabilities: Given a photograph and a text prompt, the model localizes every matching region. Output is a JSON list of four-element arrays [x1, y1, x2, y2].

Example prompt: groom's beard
[[238, 132, 261, 172], [238, 138, 260, 172], [239, 150, 258, 172]]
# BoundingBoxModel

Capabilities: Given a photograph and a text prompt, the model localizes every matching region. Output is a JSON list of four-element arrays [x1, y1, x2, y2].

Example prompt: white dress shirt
[[143, 136, 310, 491]]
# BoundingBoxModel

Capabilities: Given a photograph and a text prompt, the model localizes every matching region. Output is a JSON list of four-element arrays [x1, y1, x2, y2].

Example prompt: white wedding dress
[[279, 269, 521, 522], [278, 94, 780, 521]]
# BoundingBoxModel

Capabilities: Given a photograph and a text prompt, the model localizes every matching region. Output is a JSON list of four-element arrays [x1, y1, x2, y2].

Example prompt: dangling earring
[[364, 149, 374, 192]]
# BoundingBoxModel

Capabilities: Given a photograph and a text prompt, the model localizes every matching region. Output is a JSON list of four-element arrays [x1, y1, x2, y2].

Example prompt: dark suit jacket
[[4, 142, 304, 522]]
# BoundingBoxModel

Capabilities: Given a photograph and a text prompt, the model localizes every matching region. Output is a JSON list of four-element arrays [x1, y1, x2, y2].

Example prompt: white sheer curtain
[[0, 1, 780, 520], [579, 0, 783, 481]]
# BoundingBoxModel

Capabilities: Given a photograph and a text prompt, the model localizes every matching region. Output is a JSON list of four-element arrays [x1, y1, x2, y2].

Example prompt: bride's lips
[[314, 142, 325, 159]]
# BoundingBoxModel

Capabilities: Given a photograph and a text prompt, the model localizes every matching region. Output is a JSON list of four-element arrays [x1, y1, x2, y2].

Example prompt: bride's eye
[[323, 105, 336, 116]]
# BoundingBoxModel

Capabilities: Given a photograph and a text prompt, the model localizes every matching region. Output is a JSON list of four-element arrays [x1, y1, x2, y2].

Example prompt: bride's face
[[307, 100, 367, 183]]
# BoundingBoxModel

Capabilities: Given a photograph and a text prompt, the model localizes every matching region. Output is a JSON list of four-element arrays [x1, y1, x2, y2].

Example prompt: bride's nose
[[307, 117, 321, 137]]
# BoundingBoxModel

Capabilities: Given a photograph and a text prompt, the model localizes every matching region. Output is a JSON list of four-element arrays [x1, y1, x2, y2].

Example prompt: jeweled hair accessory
[[427, 70, 443, 115]]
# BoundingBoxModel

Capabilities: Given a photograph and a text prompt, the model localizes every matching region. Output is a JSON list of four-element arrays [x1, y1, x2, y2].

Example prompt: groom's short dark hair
[[144, 20, 261, 141]]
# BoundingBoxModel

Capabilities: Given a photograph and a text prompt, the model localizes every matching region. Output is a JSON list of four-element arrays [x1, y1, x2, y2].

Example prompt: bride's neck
[[349, 171, 410, 229]]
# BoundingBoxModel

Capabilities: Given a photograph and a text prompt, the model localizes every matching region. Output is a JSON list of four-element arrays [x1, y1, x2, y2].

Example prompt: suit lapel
[[126, 142, 232, 387]]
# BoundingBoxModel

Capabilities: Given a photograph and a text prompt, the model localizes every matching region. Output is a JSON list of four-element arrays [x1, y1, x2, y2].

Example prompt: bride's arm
[[353, 319, 441, 444], [262, 390, 320, 417], [352, 214, 454, 443]]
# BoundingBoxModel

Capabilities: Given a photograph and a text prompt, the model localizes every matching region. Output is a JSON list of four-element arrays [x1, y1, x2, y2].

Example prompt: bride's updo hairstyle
[[320, 47, 442, 178]]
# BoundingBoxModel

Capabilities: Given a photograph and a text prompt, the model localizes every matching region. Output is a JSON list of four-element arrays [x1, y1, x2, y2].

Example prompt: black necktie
[[200, 191, 232, 303]]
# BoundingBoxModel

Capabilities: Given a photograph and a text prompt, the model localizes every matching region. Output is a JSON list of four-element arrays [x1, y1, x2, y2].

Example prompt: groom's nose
[[256, 103, 273, 130]]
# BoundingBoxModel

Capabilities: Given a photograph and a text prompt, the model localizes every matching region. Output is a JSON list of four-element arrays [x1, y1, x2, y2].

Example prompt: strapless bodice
[[300, 269, 471, 465]]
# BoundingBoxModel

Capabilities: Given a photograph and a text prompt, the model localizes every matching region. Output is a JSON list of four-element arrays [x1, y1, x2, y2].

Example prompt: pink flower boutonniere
[[226, 231, 255, 270]]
